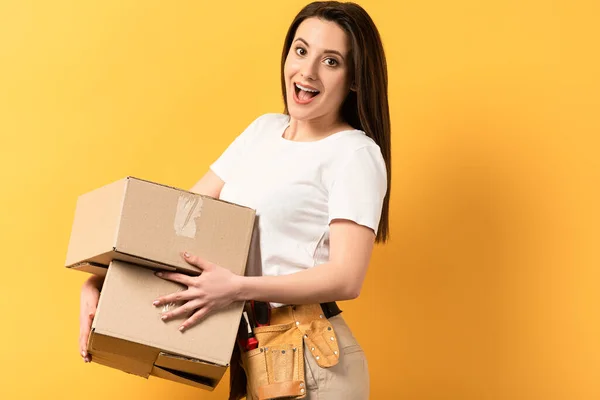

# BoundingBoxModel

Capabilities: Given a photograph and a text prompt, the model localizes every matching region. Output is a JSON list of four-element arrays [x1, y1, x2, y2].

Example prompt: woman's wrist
[[232, 274, 248, 302]]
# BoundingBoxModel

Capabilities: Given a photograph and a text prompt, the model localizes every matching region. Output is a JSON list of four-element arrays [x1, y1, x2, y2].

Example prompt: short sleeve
[[328, 145, 388, 234], [209, 116, 262, 182]]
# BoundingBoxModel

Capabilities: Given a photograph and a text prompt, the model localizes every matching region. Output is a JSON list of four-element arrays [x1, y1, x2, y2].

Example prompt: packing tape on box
[[174, 194, 204, 238]]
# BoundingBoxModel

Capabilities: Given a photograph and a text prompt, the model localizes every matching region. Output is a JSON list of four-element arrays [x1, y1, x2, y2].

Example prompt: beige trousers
[[303, 314, 370, 399], [245, 314, 370, 400]]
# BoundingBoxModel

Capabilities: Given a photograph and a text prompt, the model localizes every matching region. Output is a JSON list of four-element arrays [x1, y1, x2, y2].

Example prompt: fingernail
[[155, 272, 163, 277], [152, 300, 160, 306], [179, 325, 185, 332], [183, 252, 190, 258], [161, 315, 168, 321], [81, 351, 86, 358]]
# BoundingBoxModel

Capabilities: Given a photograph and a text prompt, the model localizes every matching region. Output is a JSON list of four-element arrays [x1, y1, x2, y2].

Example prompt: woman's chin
[[287, 103, 317, 120], [288, 111, 314, 122]]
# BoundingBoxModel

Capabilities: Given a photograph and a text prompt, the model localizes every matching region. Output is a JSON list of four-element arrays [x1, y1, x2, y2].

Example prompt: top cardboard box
[[65, 176, 255, 276]]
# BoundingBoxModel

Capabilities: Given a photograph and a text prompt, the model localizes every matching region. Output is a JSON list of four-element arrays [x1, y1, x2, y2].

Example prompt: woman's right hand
[[79, 275, 104, 363]]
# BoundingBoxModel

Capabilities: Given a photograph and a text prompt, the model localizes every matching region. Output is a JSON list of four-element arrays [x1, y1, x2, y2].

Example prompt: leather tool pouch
[[241, 305, 341, 400]]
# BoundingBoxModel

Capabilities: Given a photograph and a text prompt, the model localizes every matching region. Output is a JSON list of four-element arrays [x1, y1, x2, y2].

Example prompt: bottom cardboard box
[[87, 260, 244, 390], [90, 341, 223, 390]]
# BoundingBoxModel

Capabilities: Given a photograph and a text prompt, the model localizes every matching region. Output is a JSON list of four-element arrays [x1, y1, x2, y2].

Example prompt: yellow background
[[0, 0, 598, 399]]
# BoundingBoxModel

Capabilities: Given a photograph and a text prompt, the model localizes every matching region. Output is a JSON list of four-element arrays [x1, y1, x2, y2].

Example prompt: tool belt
[[235, 302, 342, 400]]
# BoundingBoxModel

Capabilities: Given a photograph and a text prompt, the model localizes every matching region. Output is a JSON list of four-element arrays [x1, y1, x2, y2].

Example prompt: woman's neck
[[284, 114, 352, 142]]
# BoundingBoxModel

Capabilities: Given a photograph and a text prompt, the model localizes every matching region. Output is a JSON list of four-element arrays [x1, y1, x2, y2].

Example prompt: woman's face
[[284, 17, 352, 123]]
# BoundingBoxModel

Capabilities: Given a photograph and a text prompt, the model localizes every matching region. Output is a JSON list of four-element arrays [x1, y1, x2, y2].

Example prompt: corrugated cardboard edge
[[154, 352, 225, 381], [151, 365, 216, 391], [65, 251, 178, 274], [112, 250, 178, 272], [68, 262, 108, 276]]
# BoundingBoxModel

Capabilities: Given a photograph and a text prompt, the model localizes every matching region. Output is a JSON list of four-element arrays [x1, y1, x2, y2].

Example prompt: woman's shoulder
[[325, 129, 386, 172], [333, 128, 381, 153]]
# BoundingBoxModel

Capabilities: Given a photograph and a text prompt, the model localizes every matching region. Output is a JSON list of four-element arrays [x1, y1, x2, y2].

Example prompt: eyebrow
[[294, 38, 345, 60]]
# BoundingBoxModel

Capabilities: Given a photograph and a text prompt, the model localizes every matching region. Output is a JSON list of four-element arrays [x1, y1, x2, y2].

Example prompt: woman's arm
[[189, 169, 225, 198], [189, 169, 374, 303], [234, 219, 375, 304], [154, 219, 375, 322]]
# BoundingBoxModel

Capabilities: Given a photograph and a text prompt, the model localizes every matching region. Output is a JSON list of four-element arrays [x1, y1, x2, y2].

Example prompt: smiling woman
[[284, 18, 353, 128], [78, 2, 391, 399]]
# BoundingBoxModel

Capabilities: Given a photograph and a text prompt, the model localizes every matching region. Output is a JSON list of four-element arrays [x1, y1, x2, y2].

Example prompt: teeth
[[295, 83, 319, 93]]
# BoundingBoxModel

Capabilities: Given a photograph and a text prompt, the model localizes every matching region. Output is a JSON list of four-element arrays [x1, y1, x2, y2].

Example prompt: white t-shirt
[[210, 113, 387, 282]]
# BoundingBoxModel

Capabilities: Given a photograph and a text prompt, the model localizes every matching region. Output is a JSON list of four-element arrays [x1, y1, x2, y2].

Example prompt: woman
[[79, 2, 391, 399]]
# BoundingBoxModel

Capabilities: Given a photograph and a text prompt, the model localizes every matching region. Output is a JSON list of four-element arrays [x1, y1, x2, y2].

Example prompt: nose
[[300, 58, 319, 81]]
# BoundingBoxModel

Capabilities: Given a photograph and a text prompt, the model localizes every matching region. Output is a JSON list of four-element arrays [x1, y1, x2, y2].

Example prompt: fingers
[[152, 289, 196, 307], [159, 299, 203, 321], [179, 306, 211, 332], [79, 311, 94, 362], [155, 271, 194, 286], [79, 329, 88, 360], [182, 252, 211, 270], [155, 251, 213, 288]]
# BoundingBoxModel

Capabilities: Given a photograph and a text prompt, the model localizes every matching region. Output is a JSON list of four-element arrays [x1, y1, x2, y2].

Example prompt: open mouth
[[294, 82, 320, 103]]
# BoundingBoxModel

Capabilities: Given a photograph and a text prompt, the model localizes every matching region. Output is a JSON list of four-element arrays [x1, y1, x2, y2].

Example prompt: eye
[[295, 47, 307, 56], [324, 58, 339, 67]]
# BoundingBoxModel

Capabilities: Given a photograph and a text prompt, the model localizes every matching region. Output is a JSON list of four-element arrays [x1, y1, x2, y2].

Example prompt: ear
[[350, 82, 357, 92]]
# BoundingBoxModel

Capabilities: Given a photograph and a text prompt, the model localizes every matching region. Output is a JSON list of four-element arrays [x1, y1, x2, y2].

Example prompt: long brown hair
[[281, 1, 392, 243]]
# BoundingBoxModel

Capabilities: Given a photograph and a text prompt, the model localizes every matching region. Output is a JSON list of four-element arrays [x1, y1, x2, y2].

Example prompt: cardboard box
[[89, 260, 239, 389], [65, 176, 255, 275], [65, 177, 256, 389]]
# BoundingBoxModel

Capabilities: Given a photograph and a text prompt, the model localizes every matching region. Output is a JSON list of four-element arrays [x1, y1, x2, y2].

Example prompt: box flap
[[88, 332, 157, 378], [151, 365, 216, 390], [113, 251, 177, 272], [89, 349, 153, 378], [67, 262, 108, 276], [69, 253, 179, 274], [65, 178, 127, 267], [89, 332, 160, 364], [154, 352, 225, 381], [95, 260, 242, 366], [116, 177, 255, 276]]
